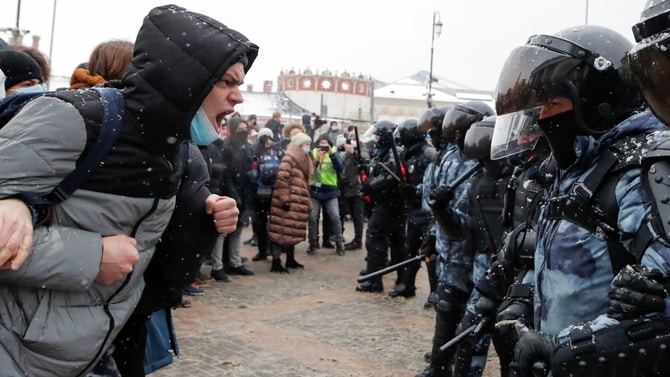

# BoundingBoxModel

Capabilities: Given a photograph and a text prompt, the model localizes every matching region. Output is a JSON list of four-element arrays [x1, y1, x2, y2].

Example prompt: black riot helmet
[[395, 118, 424, 147], [419, 105, 453, 149], [493, 25, 643, 169], [371, 119, 397, 146], [463, 115, 496, 161], [442, 101, 494, 148], [628, 0, 670, 127]]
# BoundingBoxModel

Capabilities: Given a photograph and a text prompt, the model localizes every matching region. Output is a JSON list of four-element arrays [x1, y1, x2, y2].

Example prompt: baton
[[439, 323, 477, 352], [429, 161, 483, 207], [357, 255, 423, 283], [378, 160, 402, 182]]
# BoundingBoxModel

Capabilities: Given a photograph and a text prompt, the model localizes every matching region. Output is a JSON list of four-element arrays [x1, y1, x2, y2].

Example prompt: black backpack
[[1, 88, 124, 208]]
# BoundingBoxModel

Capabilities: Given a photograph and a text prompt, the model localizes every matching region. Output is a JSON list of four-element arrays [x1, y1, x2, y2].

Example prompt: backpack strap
[[46, 87, 125, 203], [13, 88, 124, 222]]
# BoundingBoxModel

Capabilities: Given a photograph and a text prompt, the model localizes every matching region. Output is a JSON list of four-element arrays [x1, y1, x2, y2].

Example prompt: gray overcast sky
[[0, 0, 648, 91]]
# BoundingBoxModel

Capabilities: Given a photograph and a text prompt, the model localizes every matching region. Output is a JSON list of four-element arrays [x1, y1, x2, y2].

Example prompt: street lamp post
[[426, 11, 443, 108]]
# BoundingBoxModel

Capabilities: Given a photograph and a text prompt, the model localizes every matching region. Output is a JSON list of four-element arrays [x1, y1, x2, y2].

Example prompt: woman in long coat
[[268, 132, 314, 272]]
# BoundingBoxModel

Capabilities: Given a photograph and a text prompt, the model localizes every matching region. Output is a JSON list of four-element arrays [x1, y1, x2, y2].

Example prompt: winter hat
[[247, 114, 257, 121], [316, 133, 333, 147], [228, 117, 243, 133], [258, 127, 273, 139], [335, 135, 347, 148], [0, 49, 44, 90], [291, 132, 311, 146]]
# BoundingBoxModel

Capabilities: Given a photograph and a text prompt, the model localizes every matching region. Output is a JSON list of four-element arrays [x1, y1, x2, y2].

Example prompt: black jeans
[[252, 190, 272, 255], [342, 195, 364, 242]]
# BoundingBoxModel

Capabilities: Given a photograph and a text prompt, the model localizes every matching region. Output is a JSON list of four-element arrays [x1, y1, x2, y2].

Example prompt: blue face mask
[[190, 106, 219, 146], [14, 84, 45, 95]]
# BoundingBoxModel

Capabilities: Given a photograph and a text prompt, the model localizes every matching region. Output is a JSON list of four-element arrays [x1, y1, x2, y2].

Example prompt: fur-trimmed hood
[[282, 122, 306, 139]]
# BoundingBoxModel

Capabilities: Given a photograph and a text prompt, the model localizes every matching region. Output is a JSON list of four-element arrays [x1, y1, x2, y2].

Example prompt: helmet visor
[[418, 107, 443, 132], [463, 124, 494, 160], [442, 106, 479, 139], [628, 33, 670, 126], [494, 43, 583, 116], [490, 108, 542, 160]]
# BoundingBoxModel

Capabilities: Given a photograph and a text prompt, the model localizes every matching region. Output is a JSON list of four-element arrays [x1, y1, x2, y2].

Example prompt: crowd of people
[[1, 1, 670, 377]]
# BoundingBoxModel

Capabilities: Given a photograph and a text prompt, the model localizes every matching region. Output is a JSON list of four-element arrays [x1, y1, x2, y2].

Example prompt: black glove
[[282, 201, 291, 211], [474, 295, 499, 319], [514, 330, 554, 377], [429, 185, 454, 208], [475, 260, 515, 301], [608, 264, 668, 320], [419, 234, 437, 258]]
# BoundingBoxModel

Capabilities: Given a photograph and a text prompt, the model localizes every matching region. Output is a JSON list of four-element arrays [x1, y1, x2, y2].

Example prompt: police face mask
[[190, 106, 219, 146], [537, 109, 578, 170]]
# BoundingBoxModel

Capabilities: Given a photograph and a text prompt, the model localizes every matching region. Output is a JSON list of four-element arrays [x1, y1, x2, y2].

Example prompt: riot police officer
[[416, 101, 493, 377], [492, 24, 670, 377], [389, 118, 437, 298], [438, 115, 512, 377], [417, 106, 454, 309], [356, 120, 408, 293], [455, 116, 552, 377]]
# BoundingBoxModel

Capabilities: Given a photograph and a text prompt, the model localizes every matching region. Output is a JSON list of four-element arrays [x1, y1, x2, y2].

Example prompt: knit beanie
[[336, 135, 347, 148], [316, 133, 334, 147], [0, 49, 44, 90], [290, 132, 311, 146], [258, 127, 273, 139]]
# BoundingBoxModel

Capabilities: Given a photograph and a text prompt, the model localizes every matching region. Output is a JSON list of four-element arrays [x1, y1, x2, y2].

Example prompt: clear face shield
[[490, 108, 542, 160]]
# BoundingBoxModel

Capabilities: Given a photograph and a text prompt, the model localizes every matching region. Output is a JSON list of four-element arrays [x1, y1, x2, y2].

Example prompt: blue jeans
[[308, 197, 343, 246]]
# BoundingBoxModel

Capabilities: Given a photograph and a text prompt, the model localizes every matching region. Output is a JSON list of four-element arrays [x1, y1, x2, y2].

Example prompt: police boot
[[415, 364, 450, 377], [356, 259, 383, 293], [359, 256, 370, 276], [389, 263, 419, 298]]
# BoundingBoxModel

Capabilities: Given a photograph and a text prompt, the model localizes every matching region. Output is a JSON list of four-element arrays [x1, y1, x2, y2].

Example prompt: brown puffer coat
[[269, 143, 314, 246]]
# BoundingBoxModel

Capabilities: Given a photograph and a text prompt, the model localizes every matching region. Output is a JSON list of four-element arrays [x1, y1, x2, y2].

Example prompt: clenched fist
[[206, 194, 239, 234], [97, 235, 139, 285]]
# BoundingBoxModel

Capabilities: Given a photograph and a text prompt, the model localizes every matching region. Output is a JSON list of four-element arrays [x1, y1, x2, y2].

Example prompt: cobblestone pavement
[[149, 224, 499, 377]]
